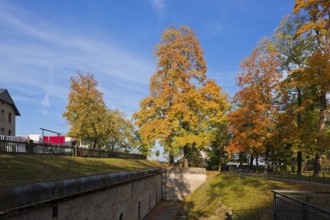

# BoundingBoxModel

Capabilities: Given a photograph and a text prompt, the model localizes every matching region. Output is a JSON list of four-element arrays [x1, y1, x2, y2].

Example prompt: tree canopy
[[133, 26, 229, 167], [63, 73, 111, 150]]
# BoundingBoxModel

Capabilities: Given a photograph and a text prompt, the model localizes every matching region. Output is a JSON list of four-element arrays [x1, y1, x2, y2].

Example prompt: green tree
[[206, 125, 230, 171], [63, 72, 112, 151], [266, 13, 317, 175], [293, 0, 330, 175], [104, 110, 135, 152], [134, 26, 229, 167], [155, 150, 160, 161], [133, 130, 153, 156]]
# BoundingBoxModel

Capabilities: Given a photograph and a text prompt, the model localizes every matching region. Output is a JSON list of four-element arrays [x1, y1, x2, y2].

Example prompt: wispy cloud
[[41, 94, 50, 115], [0, 2, 155, 117], [150, 0, 167, 17], [207, 24, 225, 36], [0, 1, 158, 136]]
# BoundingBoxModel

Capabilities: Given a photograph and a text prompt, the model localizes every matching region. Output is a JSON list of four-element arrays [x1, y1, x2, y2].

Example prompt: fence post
[[26, 140, 34, 154], [302, 203, 308, 220], [323, 172, 325, 185], [273, 192, 277, 220]]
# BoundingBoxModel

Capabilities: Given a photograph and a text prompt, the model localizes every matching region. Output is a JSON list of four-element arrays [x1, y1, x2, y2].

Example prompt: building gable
[[0, 89, 20, 116]]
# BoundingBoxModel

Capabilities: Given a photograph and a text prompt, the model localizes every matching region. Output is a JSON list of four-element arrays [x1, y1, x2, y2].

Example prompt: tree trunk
[[90, 140, 97, 157], [319, 92, 327, 133], [297, 151, 302, 175], [249, 152, 254, 171], [296, 88, 303, 176], [313, 93, 326, 176], [264, 145, 270, 173], [169, 153, 174, 167], [183, 145, 189, 168], [256, 154, 259, 172], [313, 152, 321, 176], [218, 159, 222, 172]]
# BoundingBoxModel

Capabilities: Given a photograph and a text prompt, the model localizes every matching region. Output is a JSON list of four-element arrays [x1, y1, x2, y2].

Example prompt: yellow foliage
[[134, 26, 230, 159]]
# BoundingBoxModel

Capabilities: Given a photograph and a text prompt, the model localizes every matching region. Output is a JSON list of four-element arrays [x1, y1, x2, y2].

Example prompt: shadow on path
[[144, 200, 183, 220]]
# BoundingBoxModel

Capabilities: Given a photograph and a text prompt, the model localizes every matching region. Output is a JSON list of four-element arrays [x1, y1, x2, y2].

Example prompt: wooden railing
[[0, 135, 146, 160]]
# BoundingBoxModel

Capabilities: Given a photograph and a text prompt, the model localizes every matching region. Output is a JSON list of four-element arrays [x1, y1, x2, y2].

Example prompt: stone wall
[[0, 167, 207, 219], [0, 169, 162, 220], [162, 168, 206, 201]]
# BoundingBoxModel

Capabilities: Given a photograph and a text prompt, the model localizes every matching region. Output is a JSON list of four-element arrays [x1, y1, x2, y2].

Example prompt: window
[[8, 113, 12, 124], [0, 128, 4, 135], [1, 110, 4, 122], [8, 130, 12, 136]]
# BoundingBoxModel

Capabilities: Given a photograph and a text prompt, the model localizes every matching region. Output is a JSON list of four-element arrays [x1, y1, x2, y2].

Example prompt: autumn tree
[[132, 130, 154, 156], [227, 48, 282, 171], [134, 26, 229, 167], [266, 13, 317, 175], [293, 0, 330, 175], [104, 109, 135, 151], [294, 0, 330, 51], [63, 72, 113, 151]]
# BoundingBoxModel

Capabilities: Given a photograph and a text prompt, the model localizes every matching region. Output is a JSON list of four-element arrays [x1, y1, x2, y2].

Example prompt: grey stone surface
[[0, 168, 161, 211], [1, 169, 162, 220], [144, 201, 182, 220], [0, 167, 206, 219], [162, 168, 206, 201]]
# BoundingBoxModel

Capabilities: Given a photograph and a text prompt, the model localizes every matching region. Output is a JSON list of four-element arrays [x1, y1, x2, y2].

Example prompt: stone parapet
[[0, 168, 162, 213]]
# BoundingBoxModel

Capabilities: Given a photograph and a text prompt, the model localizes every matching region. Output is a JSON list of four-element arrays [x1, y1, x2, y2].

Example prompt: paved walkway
[[144, 172, 219, 219], [144, 201, 185, 220]]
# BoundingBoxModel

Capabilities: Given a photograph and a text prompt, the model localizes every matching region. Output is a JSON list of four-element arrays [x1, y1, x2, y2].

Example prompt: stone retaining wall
[[162, 168, 206, 201], [0, 167, 207, 219], [0, 169, 162, 220]]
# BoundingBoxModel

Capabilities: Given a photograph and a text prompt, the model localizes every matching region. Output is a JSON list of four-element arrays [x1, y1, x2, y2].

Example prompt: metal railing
[[76, 148, 147, 159], [273, 190, 330, 220], [0, 135, 146, 160], [233, 170, 330, 185]]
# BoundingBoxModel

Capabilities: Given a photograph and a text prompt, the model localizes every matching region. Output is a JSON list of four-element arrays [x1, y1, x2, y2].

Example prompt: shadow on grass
[[183, 172, 292, 219], [207, 175, 273, 219], [207, 172, 330, 219], [182, 200, 208, 220]]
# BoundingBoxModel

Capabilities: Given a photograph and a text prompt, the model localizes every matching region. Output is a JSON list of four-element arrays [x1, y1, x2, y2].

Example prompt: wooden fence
[[0, 135, 146, 160]]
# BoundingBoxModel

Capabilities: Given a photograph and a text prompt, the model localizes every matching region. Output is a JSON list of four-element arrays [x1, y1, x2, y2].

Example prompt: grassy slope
[[186, 172, 330, 220], [0, 154, 160, 189]]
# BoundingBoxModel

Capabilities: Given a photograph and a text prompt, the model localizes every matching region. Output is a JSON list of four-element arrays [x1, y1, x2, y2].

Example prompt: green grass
[[185, 172, 330, 220], [0, 154, 161, 189], [268, 171, 330, 184]]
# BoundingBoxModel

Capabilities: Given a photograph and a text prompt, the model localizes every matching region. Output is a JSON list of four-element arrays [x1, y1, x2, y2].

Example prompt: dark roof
[[0, 89, 21, 116]]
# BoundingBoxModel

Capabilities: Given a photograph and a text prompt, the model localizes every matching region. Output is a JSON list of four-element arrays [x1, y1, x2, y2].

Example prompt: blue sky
[[1, 0, 295, 137]]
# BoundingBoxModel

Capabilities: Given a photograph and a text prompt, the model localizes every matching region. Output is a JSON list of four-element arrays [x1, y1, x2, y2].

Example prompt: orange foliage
[[134, 26, 229, 160], [226, 49, 282, 156]]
